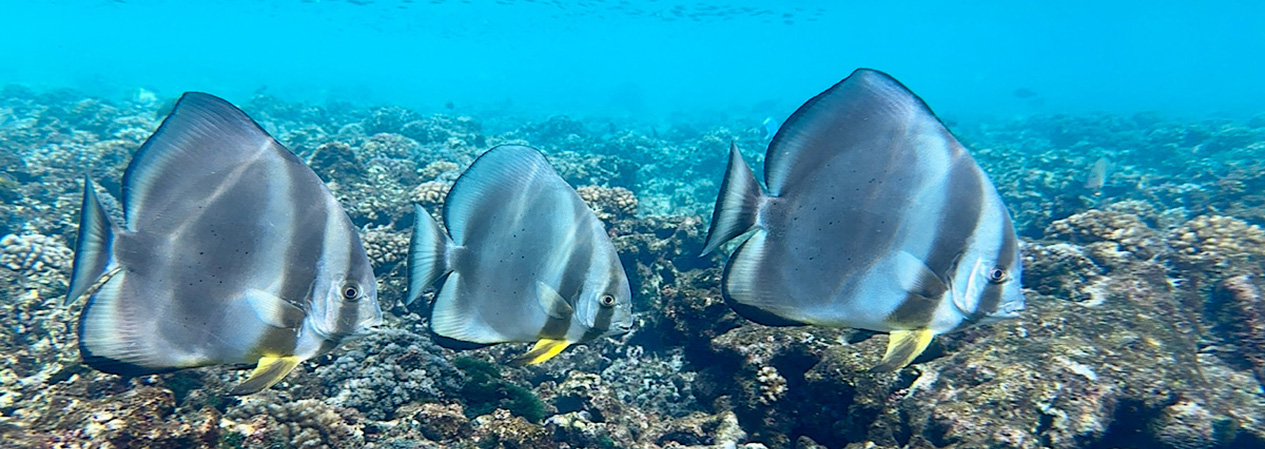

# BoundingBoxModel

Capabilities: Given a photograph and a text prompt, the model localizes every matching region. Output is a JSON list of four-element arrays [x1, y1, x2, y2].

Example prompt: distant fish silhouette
[[1013, 88, 1038, 99], [761, 117, 780, 140], [445, 100, 456, 110], [1085, 157, 1112, 191]]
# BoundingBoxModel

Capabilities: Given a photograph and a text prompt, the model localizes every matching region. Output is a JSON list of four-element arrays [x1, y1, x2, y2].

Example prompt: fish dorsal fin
[[872, 328, 936, 372], [510, 338, 571, 366], [120, 92, 294, 230], [536, 282, 575, 319], [765, 69, 955, 196], [244, 289, 306, 329], [444, 145, 571, 244], [893, 251, 949, 300], [701, 142, 765, 255], [230, 355, 301, 395], [66, 176, 120, 306]]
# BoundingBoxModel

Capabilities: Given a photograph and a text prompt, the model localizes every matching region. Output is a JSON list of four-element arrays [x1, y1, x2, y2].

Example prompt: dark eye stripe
[[580, 299, 615, 342]]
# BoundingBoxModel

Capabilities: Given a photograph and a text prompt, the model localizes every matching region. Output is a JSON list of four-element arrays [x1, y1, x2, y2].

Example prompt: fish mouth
[[995, 303, 1025, 319], [610, 324, 634, 336]]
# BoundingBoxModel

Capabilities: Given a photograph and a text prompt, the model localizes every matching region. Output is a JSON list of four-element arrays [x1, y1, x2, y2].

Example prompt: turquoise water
[[3, 0, 1262, 119]]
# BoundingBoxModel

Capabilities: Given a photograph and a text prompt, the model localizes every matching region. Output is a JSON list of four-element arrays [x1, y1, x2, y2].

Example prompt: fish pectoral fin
[[535, 282, 574, 319], [510, 339, 571, 366], [231, 355, 301, 395], [244, 289, 306, 329], [894, 251, 948, 299], [871, 329, 936, 372]]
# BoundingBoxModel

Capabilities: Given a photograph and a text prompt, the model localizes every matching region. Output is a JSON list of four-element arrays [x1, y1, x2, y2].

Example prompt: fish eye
[[987, 267, 1007, 283], [599, 294, 616, 307], [341, 284, 360, 301]]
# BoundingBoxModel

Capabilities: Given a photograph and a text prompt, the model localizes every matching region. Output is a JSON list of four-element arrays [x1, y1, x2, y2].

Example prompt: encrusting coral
[[1, 87, 1264, 449]]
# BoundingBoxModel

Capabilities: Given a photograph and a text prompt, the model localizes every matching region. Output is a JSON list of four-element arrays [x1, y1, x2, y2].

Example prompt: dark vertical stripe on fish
[[885, 143, 982, 327], [538, 314, 572, 340], [970, 212, 1017, 321], [279, 160, 325, 312], [580, 303, 614, 343]]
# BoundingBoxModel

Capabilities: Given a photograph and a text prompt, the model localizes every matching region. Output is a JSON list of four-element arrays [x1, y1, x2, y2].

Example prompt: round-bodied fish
[[65, 92, 382, 395], [407, 145, 633, 365], [702, 68, 1025, 372]]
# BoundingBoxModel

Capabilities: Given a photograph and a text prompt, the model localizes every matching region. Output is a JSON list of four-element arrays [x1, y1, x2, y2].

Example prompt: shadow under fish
[[66, 92, 383, 395], [408, 145, 634, 365], [703, 69, 1026, 372]]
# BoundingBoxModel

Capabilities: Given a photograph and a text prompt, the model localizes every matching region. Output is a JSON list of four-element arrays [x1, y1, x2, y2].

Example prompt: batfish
[[407, 145, 633, 365], [702, 69, 1025, 372], [66, 92, 382, 395]]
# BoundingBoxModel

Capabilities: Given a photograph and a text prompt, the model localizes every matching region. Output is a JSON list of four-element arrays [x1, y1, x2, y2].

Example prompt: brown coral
[[577, 185, 638, 223], [420, 160, 459, 180], [1169, 215, 1265, 276], [361, 226, 409, 270], [1214, 275, 1265, 385], [1044, 209, 1167, 262], [225, 396, 365, 449], [411, 181, 451, 209]]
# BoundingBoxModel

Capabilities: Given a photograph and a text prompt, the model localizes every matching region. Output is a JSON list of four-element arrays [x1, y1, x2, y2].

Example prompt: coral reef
[[225, 395, 365, 448], [0, 233, 71, 292], [1, 87, 1264, 449], [577, 185, 640, 223], [411, 181, 451, 210], [314, 327, 463, 420]]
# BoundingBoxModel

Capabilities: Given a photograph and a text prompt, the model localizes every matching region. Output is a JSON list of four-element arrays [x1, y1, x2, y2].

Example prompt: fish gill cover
[[0, 1, 1264, 449]]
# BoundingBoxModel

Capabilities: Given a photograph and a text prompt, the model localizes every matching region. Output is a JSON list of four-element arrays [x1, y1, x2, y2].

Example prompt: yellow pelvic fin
[[510, 339, 571, 366], [230, 355, 301, 395], [871, 329, 936, 373]]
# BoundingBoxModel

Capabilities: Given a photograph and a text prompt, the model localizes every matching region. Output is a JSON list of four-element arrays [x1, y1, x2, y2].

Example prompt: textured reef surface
[[2, 86, 1265, 448]]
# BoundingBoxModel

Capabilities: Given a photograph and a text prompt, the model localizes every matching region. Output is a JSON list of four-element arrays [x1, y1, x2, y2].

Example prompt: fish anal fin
[[535, 282, 574, 319], [231, 355, 301, 395], [725, 300, 809, 327], [510, 339, 570, 366], [871, 329, 936, 372], [430, 273, 511, 344], [701, 142, 764, 255], [244, 289, 305, 328], [66, 176, 120, 307]]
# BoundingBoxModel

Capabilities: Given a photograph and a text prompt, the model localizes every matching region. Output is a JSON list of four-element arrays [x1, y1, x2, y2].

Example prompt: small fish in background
[[1013, 88, 1038, 99], [66, 92, 382, 395], [703, 69, 1025, 372], [445, 100, 456, 110], [408, 145, 633, 365], [761, 116, 780, 140], [1085, 157, 1112, 191]]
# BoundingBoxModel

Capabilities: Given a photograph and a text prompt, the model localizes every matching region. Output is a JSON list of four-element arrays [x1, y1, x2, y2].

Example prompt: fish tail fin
[[407, 204, 455, 305], [871, 329, 936, 372], [701, 142, 764, 255], [510, 339, 571, 366], [230, 355, 302, 395], [66, 176, 121, 307]]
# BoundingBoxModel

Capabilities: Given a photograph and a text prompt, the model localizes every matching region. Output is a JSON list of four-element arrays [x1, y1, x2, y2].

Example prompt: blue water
[[2, 0, 1262, 121]]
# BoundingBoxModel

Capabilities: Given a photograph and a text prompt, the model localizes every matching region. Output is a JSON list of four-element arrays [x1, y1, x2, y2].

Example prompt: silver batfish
[[702, 69, 1025, 372], [66, 92, 382, 395], [408, 145, 633, 365]]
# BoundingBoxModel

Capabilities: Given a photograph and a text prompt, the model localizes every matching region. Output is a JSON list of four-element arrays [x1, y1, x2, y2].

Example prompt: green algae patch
[[454, 357, 546, 423]]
